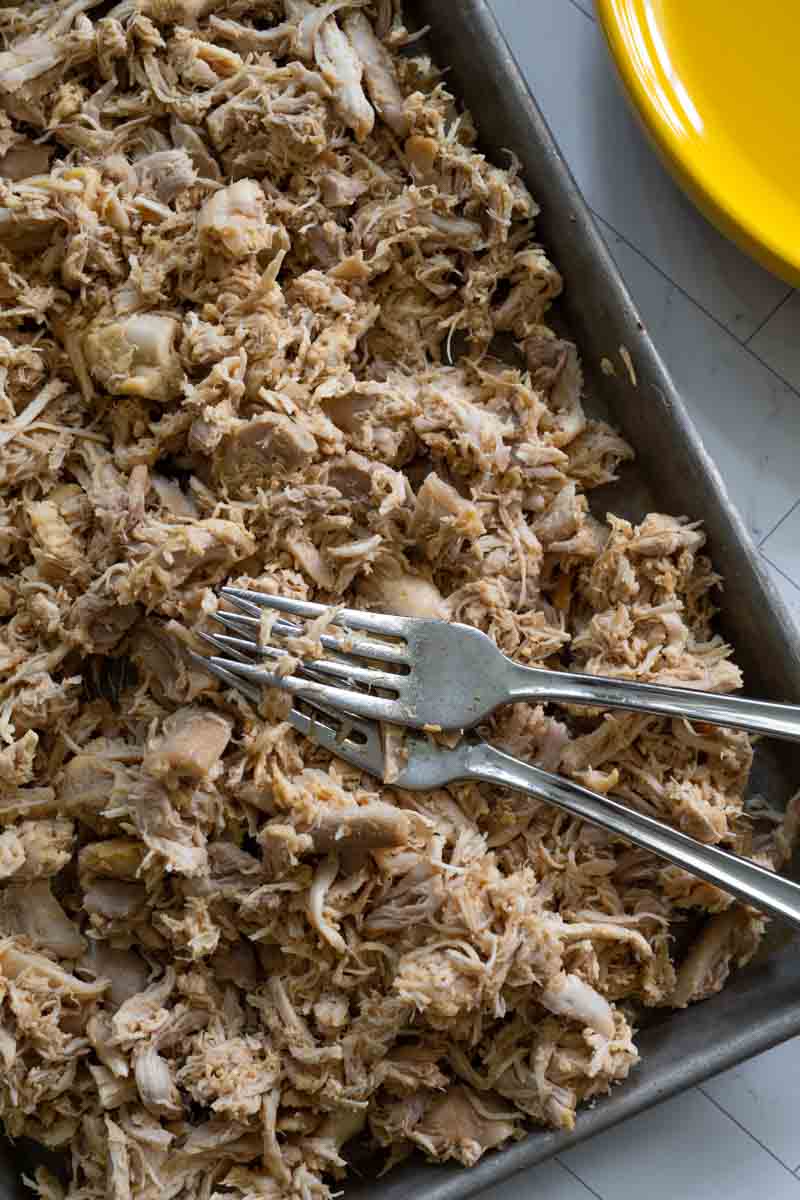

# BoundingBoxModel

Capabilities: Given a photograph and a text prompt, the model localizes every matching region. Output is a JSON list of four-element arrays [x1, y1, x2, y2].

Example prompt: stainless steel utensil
[[204, 587, 800, 743], [190, 655, 800, 930]]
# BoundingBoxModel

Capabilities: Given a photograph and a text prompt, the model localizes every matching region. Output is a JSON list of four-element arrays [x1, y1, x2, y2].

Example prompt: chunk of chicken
[[144, 708, 233, 781], [134, 148, 197, 204], [540, 972, 615, 1038], [83, 880, 147, 921], [0, 830, 24, 879], [79, 839, 146, 886], [59, 754, 136, 830], [81, 941, 150, 1009], [0, 141, 51, 181], [133, 1043, 183, 1120], [0, 879, 85, 958], [0, 939, 107, 1001], [217, 414, 318, 486], [358, 558, 447, 619], [84, 314, 183, 402], [671, 908, 758, 1008], [315, 15, 374, 141], [198, 180, 286, 260], [306, 801, 411, 852], [343, 11, 408, 136], [12, 818, 74, 878], [410, 1085, 519, 1166], [319, 170, 368, 207]]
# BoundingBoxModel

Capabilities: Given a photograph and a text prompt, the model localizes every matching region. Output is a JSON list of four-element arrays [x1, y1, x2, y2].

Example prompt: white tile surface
[[478, 2, 800, 1199], [701, 1035, 800, 1172], [560, 1090, 800, 1199], [762, 548, 800, 626], [566, 0, 594, 18], [749, 291, 800, 390], [479, 1158, 598, 1200], [762, 503, 800, 586], [596, 218, 800, 543], [487, 0, 791, 339]]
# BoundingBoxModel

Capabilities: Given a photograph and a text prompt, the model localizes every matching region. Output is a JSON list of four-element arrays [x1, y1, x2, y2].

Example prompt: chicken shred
[[0, 2, 792, 1198]]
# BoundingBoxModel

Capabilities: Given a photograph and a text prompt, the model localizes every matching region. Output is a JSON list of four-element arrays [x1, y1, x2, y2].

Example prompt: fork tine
[[280, 655, 404, 692], [214, 610, 305, 641], [206, 629, 286, 661], [213, 613, 387, 677], [221, 596, 313, 645], [220, 594, 263, 619], [213, 611, 305, 646], [192, 643, 341, 699], [214, 609, 410, 666], [221, 587, 410, 638], [212, 631, 402, 692], [212, 611, 262, 635], [204, 654, 403, 723], [187, 649, 263, 705], [196, 630, 257, 664], [287, 697, 384, 774]]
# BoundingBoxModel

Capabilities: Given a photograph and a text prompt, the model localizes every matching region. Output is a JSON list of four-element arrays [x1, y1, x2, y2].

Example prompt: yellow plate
[[596, 0, 800, 285]]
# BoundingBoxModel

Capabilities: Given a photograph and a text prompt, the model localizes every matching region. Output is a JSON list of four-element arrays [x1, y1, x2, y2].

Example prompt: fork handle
[[464, 741, 800, 930], [506, 664, 800, 743]]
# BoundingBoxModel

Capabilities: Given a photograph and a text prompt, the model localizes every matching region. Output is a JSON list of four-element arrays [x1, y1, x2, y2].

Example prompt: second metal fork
[[191, 648, 800, 932]]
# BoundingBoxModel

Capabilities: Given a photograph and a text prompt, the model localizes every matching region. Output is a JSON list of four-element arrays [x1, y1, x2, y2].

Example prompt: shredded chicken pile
[[0, 2, 796, 1198]]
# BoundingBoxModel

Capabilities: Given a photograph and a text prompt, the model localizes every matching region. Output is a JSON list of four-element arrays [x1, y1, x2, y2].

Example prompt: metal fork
[[203, 587, 800, 741], [206, 669, 800, 930]]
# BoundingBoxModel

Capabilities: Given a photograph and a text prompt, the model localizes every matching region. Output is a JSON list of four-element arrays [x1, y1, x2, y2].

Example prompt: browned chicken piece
[[59, 752, 139, 831], [0, 879, 85, 958], [540, 971, 615, 1038], [265, 800, 412, 856], [343, 11, 409, 137], [84, 315, 184, 402], [315, 14, 374, 141], [0, 938, 107, 1001], [79, 839, 146, 886], [410, 1085, 520, 1166], [0, 0, 784, 1195], [177, 1032, 281, 1120], [81, 941, 150, 1009], [27, 500, 87, 583], [143, 707, 233, 780], [198, 179, 287, 260], [319, 169, 368, 207], [0, 830, 23, 879], [133, 1042, 184, 1120], [671, 907, 763, 1008], [216, 414, 318, 486], [358, 557, 448, 619], [83, 880, 148, 922]]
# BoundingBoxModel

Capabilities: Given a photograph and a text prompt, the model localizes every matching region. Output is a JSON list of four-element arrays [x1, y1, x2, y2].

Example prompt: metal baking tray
[[344, 2, 800, 1198], [2, 3, 800, 1198]]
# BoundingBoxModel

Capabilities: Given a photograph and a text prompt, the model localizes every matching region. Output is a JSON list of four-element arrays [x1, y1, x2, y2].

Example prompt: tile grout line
[[745, 338, 800, 398], [566, 0, 596, 20], [761, 550, 800, 595], [591, 208, 800, 398], [699, 1086, 800, 1180], [757, 497, 800, 550], [555, 1155, 607, 1200], [745, 288, 794, 346]]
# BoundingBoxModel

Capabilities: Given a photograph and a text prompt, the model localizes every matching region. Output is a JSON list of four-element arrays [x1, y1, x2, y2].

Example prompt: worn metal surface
[[344, 1, 800, 1196], [2, 2, 800, 1196]]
